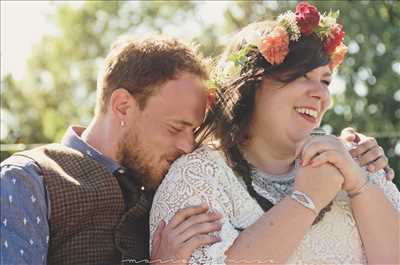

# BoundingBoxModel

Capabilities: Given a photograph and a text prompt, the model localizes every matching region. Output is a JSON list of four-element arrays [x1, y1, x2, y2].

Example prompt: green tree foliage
[[2, 1, 399, 186]]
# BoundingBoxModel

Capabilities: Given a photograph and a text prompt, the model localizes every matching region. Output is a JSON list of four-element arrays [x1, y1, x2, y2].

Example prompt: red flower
[[324, 24, 345, 55], [295, 1, 320, 36], [207, 91, 216, 109]]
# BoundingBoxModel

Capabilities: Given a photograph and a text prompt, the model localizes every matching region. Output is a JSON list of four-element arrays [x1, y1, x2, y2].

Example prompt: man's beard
[[117, 130, 167, 191]]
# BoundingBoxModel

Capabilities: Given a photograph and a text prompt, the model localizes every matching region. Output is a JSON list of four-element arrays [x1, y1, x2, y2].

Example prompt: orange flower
[[324, 24, 345, 55], [260, 26, 289, 65], [329, 43, 347, 70]]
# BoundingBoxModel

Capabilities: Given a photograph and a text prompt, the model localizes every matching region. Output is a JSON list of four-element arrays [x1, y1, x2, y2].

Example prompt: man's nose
[[176, 131, 194, 154]]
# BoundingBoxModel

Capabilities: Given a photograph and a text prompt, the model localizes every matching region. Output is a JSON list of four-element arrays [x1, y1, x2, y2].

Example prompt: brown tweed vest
[[16, 144, 151, 265]]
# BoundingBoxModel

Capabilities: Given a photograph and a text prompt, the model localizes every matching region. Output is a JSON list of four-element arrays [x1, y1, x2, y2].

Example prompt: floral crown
[[221, 1, 347, 80]]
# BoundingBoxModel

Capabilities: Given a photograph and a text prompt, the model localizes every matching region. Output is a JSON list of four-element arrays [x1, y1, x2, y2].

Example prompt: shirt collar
[[61, 126, 120, 174]]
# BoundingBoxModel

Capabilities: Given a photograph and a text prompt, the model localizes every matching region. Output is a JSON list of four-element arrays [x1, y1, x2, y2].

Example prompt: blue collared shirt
[[1, 126, 121, 265]]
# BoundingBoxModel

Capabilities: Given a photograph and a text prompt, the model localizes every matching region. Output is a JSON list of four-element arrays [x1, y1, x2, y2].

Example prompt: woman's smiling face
[[250, 65, 332, 146]]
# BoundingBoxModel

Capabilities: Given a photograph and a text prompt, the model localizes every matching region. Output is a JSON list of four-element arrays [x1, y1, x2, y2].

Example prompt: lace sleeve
[[149, 146, 240, 265], [368, 169, 400, 211]]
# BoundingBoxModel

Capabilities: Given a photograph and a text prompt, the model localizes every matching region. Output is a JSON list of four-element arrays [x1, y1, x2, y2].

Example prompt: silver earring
[[120, 120, 125, 127]]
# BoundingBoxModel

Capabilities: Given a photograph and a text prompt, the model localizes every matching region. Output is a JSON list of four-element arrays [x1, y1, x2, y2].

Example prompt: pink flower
[[329, 43, 347, 70], [324, 23, 345, 55], [260, 26, 289, 65], [295, 1, 320, 36]]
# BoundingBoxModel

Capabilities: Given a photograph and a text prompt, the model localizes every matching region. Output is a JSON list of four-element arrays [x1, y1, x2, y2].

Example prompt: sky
[[1, 1, 58, 80], [0, 0, 232, 140], [0, 0, 350, 141], [1, 1, 229, 80]]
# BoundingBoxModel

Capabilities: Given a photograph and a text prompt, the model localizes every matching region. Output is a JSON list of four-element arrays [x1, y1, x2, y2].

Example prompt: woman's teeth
[[295, 107, 318, 118]]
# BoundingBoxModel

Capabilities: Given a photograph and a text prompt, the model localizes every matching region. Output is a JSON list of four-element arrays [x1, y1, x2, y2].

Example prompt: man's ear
[[109, 88, 139, 121]]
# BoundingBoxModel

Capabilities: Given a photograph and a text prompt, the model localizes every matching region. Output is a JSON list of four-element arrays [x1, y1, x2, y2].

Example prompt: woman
[[150, 2, 399, 264]]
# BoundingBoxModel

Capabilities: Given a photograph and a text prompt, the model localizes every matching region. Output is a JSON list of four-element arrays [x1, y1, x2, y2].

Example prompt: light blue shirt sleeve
[[1, 157, 50, 265]]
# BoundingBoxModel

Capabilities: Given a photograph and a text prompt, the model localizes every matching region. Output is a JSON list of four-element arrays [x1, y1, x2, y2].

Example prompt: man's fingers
[[340, 127, 357, 142], [174, 211, 222, 235], [180, 234, 221, 255], [366, 155, 388, 173], [168, 203, 209, 229], [358, 146, 383, 167], [349, 137, 377, 157], [340, 127, 361, 143], [177, 221, 222, 243], [151, 220, 166, 258], [341, 127, 356, 135], [384, 167, 395, 181], [341, 133, 356, 143]]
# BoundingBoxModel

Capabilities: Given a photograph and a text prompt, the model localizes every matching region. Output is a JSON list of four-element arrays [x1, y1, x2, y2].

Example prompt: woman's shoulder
[[161, 144, 234, 187], [170, 144, 226, 171], [182, 143, 224, 161]]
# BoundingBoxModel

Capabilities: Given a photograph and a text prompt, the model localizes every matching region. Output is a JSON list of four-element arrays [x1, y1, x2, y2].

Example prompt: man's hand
[[150, 203, 222, 264], [340, 127, 395, 181]]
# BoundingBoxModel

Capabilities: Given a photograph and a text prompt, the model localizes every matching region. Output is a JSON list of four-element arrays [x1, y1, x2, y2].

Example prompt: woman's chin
[[290, 130, 313, 143]]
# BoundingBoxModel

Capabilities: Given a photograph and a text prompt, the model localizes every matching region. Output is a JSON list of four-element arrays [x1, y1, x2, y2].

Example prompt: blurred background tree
[[1, 0, 399, 187]]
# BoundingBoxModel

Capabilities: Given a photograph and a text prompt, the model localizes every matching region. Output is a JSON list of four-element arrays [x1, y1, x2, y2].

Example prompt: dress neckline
[[250, 159, 298, 183]]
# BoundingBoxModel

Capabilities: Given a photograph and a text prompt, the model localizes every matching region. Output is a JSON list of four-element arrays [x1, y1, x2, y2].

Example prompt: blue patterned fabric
[[1, 126, 120, 264]]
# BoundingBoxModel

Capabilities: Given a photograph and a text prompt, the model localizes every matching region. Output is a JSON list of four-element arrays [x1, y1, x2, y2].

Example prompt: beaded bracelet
[[290, 190, 318, 216], [348, 178, 370, 199]]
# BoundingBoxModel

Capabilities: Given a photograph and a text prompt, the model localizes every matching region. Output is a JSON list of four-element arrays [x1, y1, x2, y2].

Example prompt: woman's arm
[[225, 195, 315, 264], [301, 135, 400, 264], [150, 148, 343, 265], [225, 163, 343, 264], [350, 171, 399, 264]]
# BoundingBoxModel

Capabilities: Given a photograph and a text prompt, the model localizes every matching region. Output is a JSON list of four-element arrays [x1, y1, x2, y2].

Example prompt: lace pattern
[[149, 145, 400, 264]]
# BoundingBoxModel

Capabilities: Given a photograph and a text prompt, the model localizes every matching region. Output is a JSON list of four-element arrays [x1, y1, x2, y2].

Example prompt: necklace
[[251, 161, 297, 204], [245, 160, 332, 225]]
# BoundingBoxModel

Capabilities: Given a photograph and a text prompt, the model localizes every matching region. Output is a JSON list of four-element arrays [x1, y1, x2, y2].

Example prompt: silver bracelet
[[290, 190, 318, 215], [348, 178, 370, 199]]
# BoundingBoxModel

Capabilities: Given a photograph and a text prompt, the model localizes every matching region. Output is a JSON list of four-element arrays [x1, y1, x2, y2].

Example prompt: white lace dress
[[149, 145, 400, 265]]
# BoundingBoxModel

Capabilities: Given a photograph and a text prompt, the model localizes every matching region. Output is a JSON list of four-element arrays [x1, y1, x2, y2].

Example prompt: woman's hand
[[294, 163, 344, 213], [299, 135, 367, 194], [340, 127, 395, 180]]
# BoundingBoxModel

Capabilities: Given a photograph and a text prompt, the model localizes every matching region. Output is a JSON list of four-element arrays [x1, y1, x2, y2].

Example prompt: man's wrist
[[346, 170, 368, 194], [348, 177, 370, 199]]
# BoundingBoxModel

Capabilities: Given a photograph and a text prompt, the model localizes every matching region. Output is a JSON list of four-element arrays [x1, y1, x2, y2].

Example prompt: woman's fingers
[[301, 136, 344, 166], [309, 149, 342, 169]]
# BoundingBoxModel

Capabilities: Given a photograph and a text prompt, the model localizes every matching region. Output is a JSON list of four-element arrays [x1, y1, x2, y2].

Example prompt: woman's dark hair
[[195, 20, 332, 223]]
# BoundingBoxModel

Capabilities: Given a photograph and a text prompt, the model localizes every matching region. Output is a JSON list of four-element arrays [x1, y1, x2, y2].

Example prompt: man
[[0, 37, 394, 265], [1, 37, 222, 265]]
